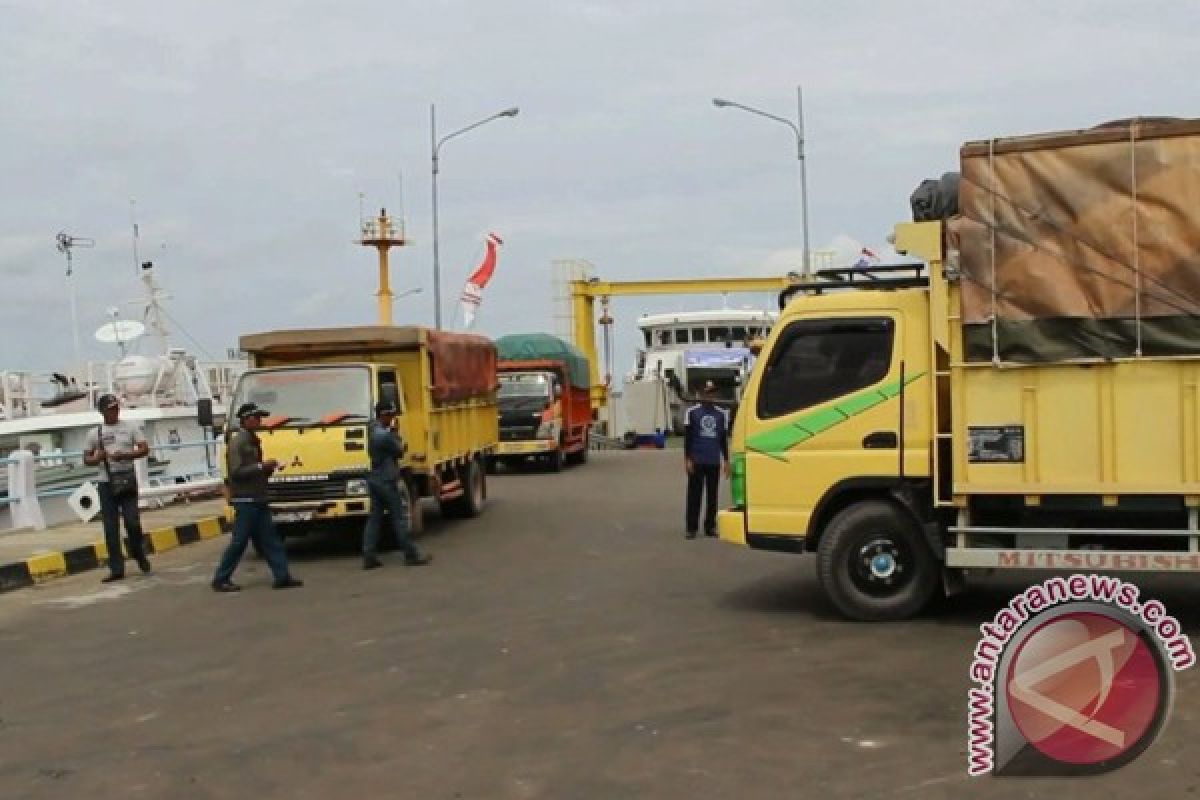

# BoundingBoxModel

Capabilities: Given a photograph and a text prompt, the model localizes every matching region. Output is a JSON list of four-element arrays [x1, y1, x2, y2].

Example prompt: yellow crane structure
[[569, 275, 802, 412]]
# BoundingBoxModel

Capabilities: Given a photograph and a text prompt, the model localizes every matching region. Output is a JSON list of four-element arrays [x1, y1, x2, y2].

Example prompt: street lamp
[[430, 104, 519, 329], [712, 86, 811, 274]]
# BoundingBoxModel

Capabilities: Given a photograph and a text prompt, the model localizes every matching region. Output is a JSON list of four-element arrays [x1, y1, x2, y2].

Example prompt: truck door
[[746, 315, 904, 536]]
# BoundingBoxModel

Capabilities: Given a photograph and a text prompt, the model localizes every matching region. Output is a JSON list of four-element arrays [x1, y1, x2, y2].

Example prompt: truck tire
[[566, 433, 589, 466], [402, 476, 424, 536], [442, 458, 486, 518], [816, 500, 937, 622]]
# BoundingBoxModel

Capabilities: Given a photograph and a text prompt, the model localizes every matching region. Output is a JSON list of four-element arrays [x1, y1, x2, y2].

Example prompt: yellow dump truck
[[226, 326, 498, 535], [720, 118, 1200, 620]]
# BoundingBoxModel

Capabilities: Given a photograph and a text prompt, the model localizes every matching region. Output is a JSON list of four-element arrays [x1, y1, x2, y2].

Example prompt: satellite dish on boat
[[94, 319, 146, 345]]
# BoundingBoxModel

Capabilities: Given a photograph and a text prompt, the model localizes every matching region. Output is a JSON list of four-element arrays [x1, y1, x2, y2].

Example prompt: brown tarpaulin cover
[[427, 330, 497, 403], [239, 326, 496, 402], [948, 118, 1200, 362]]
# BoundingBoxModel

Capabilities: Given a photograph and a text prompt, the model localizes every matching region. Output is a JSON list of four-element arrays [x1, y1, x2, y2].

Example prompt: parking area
[[1, 450, 1198, 799]]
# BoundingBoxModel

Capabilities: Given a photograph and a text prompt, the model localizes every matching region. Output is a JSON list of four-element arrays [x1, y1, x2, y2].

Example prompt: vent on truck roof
[[777, 264, 929, 310]]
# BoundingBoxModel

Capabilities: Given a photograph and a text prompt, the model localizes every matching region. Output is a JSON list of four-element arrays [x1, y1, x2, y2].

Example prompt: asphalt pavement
[[1, 451, 1198, 799]]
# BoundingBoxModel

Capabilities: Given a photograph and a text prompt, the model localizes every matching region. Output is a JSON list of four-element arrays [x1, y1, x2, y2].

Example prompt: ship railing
[[0, 438, 224, 531]]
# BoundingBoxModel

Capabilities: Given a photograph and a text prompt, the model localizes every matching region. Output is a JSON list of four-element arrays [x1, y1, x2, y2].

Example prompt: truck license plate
[[273, 511, 315, 523]]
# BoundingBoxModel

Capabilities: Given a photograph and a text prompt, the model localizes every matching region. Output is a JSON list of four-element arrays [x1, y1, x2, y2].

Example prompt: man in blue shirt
[[684, 381, 730, 538], [363, 401, 431, 570]]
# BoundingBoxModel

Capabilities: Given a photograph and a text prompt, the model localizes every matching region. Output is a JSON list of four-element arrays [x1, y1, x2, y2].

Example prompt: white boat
[[0, 260, 244, 530], [610, 308, 776, 440]]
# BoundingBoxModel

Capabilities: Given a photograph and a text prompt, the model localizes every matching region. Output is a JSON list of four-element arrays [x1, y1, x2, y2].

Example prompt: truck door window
[[378, 370, 400, 413], [757, 318, 894, 419]]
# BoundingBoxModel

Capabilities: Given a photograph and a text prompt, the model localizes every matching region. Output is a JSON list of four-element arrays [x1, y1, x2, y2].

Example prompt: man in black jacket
[[362, 401, 431, 569], [211, 402, 303, 592]]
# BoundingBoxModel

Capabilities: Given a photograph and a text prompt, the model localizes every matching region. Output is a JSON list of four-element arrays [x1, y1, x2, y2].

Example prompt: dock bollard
[[7, 450, 46, 531]]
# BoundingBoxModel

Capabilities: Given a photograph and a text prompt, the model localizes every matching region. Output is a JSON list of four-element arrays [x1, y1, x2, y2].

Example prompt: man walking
[[684, 381, 731, 539], [211, 402, 303, 592], [362, 401, 430, 569], [83, 393, 152, 581]]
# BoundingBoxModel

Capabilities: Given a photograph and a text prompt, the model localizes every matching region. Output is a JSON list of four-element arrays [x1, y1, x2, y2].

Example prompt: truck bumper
[[717, 508, 747, 545], [267, 498, 370, 525], [496, 439, 558, 457]]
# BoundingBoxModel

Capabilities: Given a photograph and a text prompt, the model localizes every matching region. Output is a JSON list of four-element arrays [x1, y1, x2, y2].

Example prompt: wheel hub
[[855, 537, 907, 589]]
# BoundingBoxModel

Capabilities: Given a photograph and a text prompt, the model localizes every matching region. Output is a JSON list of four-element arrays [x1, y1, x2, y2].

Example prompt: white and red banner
[[459, 232, 503, 328]]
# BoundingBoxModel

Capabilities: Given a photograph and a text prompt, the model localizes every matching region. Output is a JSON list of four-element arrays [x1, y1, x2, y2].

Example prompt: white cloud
[[1, 0, 1196, 373]]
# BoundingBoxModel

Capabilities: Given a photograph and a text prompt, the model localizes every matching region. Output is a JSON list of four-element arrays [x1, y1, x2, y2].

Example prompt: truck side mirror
[[197, 398, 214, 427]]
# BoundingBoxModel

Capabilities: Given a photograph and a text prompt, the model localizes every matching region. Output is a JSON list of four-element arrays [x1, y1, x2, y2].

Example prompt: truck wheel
[[485, 456, 498, 475], [566, 434, 589, 466], [441, 459, 486, 518], [816, 500, 937, 622], [402, 476, 424, 536]]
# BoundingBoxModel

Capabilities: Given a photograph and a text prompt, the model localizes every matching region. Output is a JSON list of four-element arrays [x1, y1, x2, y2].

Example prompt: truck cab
[[227, 362, 402, 530]]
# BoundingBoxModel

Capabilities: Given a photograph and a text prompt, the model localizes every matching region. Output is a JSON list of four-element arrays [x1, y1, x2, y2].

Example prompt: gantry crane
[[569, 275, 802, 412]]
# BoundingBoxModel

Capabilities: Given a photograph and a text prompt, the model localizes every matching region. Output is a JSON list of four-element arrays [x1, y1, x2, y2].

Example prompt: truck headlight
[[345, 478, 369, 496]]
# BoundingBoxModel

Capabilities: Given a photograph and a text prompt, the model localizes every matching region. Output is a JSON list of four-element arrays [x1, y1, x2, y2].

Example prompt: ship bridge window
[[708, 326, 730, 343], [691, 328, 707, 343], [657, 330, 671, 347], [732, 326, 747, 343], [675, 329, 690, 344], [643, 330, 652, 348]]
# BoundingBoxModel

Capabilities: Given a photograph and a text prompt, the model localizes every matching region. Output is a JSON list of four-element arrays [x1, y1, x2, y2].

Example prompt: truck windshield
[[499, 373, 552, 399], [232, 366, 371, 426]]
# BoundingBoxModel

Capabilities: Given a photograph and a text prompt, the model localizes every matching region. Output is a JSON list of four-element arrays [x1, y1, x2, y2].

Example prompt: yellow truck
[[225, 326, 498, 536], [720, 118, 1200, 620]]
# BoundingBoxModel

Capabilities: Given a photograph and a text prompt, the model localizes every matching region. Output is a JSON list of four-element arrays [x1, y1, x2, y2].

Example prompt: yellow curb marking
[[26, 552, 68, 582]]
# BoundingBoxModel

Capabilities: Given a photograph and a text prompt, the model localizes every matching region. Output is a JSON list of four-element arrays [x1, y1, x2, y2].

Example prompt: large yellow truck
[[226, 326, 498, 536], [719, 118, 1200, 620]]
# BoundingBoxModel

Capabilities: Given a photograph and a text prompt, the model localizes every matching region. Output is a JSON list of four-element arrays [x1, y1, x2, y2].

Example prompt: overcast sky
[[2, 0, 1196, 376]]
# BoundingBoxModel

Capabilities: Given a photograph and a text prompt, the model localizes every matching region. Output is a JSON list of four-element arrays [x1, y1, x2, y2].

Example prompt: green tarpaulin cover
[[495, 333, 591, 389]]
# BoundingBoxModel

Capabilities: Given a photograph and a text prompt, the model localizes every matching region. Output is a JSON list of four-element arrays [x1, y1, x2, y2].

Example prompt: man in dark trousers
[[363, 401, 431, 569], [211, 402, 303, 592], [684, 381, 731, 538], [82, 393, 152, 581]]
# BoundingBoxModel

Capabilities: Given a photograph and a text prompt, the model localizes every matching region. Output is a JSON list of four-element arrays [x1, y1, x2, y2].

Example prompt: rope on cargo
[[1130, 121, 1143, 357], [957, 178, 1200, 320], [988, 138, 1000, 366]]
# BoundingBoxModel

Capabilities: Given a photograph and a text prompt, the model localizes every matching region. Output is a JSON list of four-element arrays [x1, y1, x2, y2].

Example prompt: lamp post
[[712, 86, 811, 274], [431, 104, 519, 329]]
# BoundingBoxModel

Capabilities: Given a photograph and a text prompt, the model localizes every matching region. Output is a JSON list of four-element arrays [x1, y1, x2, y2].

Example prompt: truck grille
[[267, 469, 367, 503], [501, 426, 538, 441]]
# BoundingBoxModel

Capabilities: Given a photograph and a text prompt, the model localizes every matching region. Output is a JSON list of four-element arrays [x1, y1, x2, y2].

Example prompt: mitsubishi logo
[[290, 455, 304, 468]]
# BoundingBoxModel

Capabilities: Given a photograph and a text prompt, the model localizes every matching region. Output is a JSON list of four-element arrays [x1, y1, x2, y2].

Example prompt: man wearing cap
[[362, 400, 430, 570], [683, 381, 731, 539], [83, 393, 152, 581], [211, 402, 303, 592]]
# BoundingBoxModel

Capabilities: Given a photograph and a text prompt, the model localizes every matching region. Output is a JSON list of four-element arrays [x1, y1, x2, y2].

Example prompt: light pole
[[431, 104, 519, 329], [712, 86, 811, 274]]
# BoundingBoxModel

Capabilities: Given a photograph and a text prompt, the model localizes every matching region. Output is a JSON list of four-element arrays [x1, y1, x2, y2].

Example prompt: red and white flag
[[459, 232, 503, 328], [852, 246, 880, 268]]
